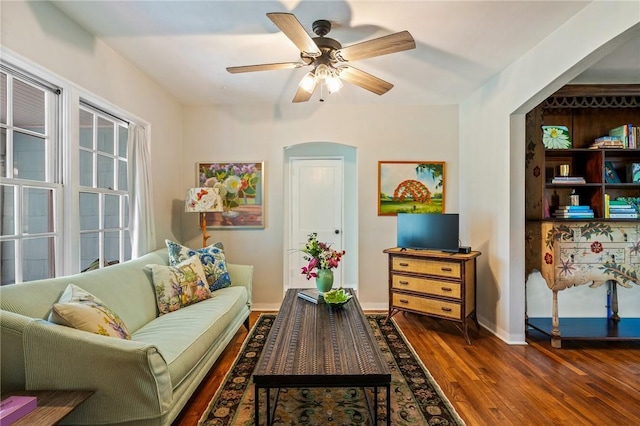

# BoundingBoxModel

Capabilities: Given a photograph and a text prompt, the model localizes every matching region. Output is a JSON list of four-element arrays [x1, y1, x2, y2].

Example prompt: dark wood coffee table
[[253, 288, 391, 425]]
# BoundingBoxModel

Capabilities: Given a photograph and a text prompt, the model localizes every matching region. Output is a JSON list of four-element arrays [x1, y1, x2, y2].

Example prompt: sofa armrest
[[22, 319, 172, 424], [227, 263, 254, 306]]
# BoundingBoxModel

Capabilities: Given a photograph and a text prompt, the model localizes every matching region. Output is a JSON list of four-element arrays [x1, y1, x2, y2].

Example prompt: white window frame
[[0, 65, 63, 284]]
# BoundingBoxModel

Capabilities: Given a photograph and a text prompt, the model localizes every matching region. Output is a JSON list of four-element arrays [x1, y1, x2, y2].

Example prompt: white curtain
[[128, 123, 156, 257]]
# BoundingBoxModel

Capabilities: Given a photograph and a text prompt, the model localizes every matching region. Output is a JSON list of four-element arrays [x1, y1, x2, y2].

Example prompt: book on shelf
[[609, 124, 639, 149], [0, 396, 37, 424], [610, 208, 636, 214], [590, 136, 624, 149], [610, 212, 639, 219], [553, 213, 595, 218], [550, 176, 586, 184], [555, 205, 592, 211], [297, 288, 323, 304], [604, 161, 621, 183], [604, 193, 610, 218]]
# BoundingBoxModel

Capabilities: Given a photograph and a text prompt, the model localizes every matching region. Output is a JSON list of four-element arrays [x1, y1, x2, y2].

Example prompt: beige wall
[[1, 0, 184, 250], [181, 104, 459, 310]]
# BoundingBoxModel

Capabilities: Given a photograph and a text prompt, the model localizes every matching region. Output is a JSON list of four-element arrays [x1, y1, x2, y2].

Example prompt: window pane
[[97, 154, 114, 189], [0, 72, 6, 124], [97, 117, 114, 154], [14, 132, 45, 181], [104, 194, 119, 229], [79, 109, 93, 149], [79, 150, 93, 187], [79, 192, 99, 231], [23, 187, 53, 234], [124, 196, 129, 227], [1, 184, 15, 235], [80, 232, 99, 271], [118, 125, 128, 158], [118, 160, 128, 191], [23, 237, 55, 281], [124, 230, 131, 261], [104, 231, 119, 263], [1, 240, 16, 285], [1, 128, 6, 177], [13, 79, 45, 135]]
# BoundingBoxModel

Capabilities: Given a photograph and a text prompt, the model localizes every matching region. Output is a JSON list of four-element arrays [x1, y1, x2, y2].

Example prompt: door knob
[[335, 229, 340, 234]]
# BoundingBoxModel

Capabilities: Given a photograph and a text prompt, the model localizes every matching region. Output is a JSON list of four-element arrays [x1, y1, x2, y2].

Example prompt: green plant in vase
[[300, 233, 345, 293]]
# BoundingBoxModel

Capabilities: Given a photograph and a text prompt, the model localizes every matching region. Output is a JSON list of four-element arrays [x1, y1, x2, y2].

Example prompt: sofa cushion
[[132, 285, 249, 388], [49, 284, 131, 339], [165, 239, 232, 291], [147, 255, 212, 315]]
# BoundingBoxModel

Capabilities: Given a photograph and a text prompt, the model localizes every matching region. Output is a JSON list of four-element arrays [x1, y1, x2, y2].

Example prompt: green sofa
[[0, 248, 253, 425]]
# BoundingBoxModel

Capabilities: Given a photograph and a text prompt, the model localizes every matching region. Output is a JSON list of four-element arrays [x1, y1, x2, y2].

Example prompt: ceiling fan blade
[[267, 12, 322, 57], [292, 85, 314, 103], [226, 62, 305, 74], [338, 66, 393, 95], [292, 74, 316, 103], [335, 30, 415, 62]]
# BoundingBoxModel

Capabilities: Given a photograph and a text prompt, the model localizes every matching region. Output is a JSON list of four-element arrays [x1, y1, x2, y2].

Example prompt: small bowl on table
[[322, 288, 353, 309]]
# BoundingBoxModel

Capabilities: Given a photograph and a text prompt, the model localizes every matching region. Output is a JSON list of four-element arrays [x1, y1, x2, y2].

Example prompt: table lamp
[[185, 187, 223, 247]]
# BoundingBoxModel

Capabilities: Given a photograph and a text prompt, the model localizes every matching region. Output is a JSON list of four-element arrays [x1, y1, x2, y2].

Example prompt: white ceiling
[[51, 0, 640, 106]]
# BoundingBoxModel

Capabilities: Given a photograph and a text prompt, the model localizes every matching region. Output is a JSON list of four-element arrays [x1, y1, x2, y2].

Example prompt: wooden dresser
[[383, 247, 481, 344]]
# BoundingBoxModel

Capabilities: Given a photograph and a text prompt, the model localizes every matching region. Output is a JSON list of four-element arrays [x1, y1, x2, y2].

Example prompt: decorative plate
[[542, 125, 572, 149]]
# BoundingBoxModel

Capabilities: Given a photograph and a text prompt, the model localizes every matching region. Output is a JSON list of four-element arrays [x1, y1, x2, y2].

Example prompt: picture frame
[[197, 161, 265, 228], [378, 161, 445, 216]]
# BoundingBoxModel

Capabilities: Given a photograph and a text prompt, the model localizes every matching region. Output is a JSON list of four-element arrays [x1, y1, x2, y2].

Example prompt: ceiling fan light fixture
[[299, 71, 317, 93], [326, 74, 343, 94]]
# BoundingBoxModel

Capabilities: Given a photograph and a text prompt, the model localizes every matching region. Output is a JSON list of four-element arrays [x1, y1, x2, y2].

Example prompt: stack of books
[[609, 124, 638, 149], [608, 199, 639, 219], [297, 288, 324, 304], [590, 136, 624, 149], [550, 176, 586, 184], [553, 205, 594, 219]]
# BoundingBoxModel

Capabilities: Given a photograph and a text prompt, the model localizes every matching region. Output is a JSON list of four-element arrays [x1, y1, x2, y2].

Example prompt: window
[[0, 67, 61, 285], [78, 104, 131, 271]]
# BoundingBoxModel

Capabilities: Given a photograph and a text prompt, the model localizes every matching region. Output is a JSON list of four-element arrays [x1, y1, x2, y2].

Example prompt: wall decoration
[[378, 161, 445, 216], [541, 125, 572, 149], [197, 162, 265, 228]]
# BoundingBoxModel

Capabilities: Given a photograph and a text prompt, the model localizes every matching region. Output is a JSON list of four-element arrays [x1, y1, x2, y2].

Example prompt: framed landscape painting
[[197, 161, 265, 228], [378, 161, 445, 216]]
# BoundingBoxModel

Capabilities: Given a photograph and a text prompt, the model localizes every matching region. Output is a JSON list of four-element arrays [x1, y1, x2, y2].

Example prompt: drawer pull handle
[[441, 267, 452, 272], [398, 280, 409, 285], [399, 262, 409, 267], [441, 287, 452, 292], [399, 299, 409, 304], [441, 307, 452, 312]]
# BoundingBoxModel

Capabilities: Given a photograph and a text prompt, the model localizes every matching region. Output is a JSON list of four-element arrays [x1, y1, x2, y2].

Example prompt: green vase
[[315, 268, 334, 293]]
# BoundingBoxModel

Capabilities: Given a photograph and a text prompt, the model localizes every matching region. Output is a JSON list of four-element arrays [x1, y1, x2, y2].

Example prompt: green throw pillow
[[147, 254, 212, 315], [49, 284, 131, 339], [165, 239, 232, 291]]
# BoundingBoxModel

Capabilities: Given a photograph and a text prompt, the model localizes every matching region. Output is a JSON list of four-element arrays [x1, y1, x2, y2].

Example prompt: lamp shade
[[185, 187, 223, 212]]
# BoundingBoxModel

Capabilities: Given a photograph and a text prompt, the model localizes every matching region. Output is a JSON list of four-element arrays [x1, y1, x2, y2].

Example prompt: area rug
[[199, 314, 464, 425]]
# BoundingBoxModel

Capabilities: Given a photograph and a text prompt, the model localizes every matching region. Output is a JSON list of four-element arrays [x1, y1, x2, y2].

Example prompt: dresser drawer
[[391, 256, 461, 279], [392, 274, 461, 299], [392, 293, 461, 319]]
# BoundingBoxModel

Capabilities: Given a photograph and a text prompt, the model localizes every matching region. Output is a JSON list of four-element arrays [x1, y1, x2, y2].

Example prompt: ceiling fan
[[226, 12, 416, 103]]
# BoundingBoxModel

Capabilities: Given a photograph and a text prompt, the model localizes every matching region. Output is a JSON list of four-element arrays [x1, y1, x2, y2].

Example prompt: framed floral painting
[[378, 161, 445, 215], [197, 162, 265, 228]]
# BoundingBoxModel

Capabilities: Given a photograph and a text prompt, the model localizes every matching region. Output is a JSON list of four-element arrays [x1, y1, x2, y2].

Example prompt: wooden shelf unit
[[525, 84, 640, 348]]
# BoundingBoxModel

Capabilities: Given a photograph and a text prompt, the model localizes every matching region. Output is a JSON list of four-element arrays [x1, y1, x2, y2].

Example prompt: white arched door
[[289, 158, 344, 289]]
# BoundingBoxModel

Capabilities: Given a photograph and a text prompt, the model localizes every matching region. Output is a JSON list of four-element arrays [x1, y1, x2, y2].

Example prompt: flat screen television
[[396, 213, 460, 252]]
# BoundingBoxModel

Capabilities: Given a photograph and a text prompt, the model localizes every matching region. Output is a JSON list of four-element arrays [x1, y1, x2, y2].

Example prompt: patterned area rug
[[199, 314, 464, 425]]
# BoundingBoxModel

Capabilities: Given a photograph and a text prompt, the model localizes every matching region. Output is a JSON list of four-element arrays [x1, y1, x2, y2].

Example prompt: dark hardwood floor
[[173, 311, 640, 425]]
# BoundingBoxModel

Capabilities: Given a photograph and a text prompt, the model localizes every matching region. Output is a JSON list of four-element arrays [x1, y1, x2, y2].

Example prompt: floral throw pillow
[[165, 239, 232, 291], [49, 284, 131, 339], [147, 254, 212, 315]]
